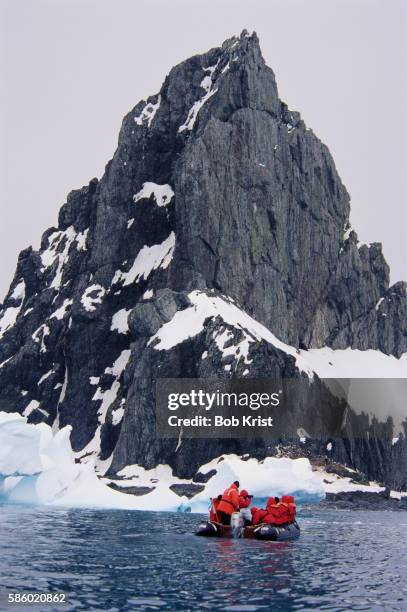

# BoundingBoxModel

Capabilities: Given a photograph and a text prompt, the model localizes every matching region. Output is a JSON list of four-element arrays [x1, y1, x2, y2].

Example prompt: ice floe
[[0, 412, 185, 510], [1, 413, 402, 512]]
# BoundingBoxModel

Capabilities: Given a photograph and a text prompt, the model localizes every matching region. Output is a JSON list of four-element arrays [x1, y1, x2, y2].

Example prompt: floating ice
[[0, 412, 186, 510], [1, 413, 397, 511], [188, 454, 325, 512]]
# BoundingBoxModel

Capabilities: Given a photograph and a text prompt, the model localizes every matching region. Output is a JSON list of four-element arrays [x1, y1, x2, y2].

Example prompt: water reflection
[[0, 504, 406, 611]]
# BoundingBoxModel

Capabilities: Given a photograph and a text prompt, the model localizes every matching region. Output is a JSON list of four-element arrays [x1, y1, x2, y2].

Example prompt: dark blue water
[[0, 504, 406, 611]]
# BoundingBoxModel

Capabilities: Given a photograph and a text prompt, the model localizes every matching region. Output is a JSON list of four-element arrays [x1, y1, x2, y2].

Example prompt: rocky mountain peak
[[0, 33, 406, 486]]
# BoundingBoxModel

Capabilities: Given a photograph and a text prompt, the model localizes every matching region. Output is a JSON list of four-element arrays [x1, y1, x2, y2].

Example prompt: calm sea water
[[0, 504, 406, 611]]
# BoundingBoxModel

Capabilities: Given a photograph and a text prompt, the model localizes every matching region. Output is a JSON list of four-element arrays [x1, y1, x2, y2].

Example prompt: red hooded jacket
[[239, 489, 251, 509], [209, 497, 221, 522], [217, 483, 240, 516], [263, 495, 296, 525]]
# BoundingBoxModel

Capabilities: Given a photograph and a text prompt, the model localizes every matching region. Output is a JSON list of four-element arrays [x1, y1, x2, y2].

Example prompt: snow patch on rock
[[50, 298, 73, 320], [111, 308, 131, 334], [299, 347, 407, 378], [23, 400, 40, 418], [112, 232, 175, 286], [179, 62, 219, 132], [81, 285, 106, 312], [40, 226, 76, 289], [149, 290, 314, 376], [10, 280, 25, 301], [76, 229, 89, 251], [0, 280, 25, 338], [134, 95, 161, 128], [133, 182, 174, 207]]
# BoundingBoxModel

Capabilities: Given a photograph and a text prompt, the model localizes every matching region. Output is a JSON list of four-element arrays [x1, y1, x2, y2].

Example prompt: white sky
[[0, 0, 406, 298]]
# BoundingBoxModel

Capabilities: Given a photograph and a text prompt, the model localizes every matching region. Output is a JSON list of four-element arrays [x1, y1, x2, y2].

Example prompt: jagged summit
[[0, 34, 406, 487]]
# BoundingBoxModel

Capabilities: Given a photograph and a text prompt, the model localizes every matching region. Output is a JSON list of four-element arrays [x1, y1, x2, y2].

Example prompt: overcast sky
[[0, 0, 406, 299]]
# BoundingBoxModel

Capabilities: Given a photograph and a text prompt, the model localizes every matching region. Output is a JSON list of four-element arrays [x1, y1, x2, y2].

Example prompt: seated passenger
[[263, 495, 296, 526], [250, 506, 268, 525], [238, 489, 252, 509], [281, 495, 296, 523], [209, 494, 222, 522], [238, 489, 253, 525]]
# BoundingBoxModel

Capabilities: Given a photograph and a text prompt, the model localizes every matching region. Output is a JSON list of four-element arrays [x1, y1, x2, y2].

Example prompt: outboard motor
[[230, 512, 244, 538]]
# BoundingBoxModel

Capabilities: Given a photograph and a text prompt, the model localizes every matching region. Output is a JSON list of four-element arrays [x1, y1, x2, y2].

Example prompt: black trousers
[[218, 511, 232, 525]]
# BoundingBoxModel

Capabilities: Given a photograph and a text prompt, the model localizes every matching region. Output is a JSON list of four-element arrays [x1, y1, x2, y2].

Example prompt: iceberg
[[0, 412, 185, 511], [3, 412, 390, 512]]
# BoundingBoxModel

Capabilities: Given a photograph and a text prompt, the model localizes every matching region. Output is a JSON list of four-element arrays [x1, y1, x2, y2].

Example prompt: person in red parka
[[217, 481, 240, 525], [238, 489, 252, 509], [263, 495, 296, 526], [209, 495, 222, 522], [281, 495, 296, 523], [250, 506, 268, 525], [239, 489, 253, 525], [263, 497, 287, 525]]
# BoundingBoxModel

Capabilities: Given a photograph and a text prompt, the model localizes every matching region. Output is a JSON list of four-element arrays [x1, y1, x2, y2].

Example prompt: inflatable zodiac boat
[[195, 513, 300, 541]]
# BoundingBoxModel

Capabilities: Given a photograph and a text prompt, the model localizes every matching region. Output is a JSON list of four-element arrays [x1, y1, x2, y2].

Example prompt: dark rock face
[[169, 484, 205, 499], [323, 490, 407, 511], [0, 31, 405, 486]]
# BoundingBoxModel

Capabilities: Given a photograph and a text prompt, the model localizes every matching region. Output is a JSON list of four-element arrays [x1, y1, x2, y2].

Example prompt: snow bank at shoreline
[[0, 412, 400, 512]]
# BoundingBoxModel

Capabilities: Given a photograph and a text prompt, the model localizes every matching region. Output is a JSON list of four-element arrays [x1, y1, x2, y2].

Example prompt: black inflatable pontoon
[[195, 520, 300, 541]]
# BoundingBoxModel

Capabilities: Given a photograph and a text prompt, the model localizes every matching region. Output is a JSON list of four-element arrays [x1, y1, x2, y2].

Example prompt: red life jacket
[[264, 495, 296, 525], [281, 495, 296, 523], [217, 483, 240, 516], [251, 506, 268, 525], [209, 498, 221, 522], [263, 498, 288, 525], [239, 489, 251, 509]]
